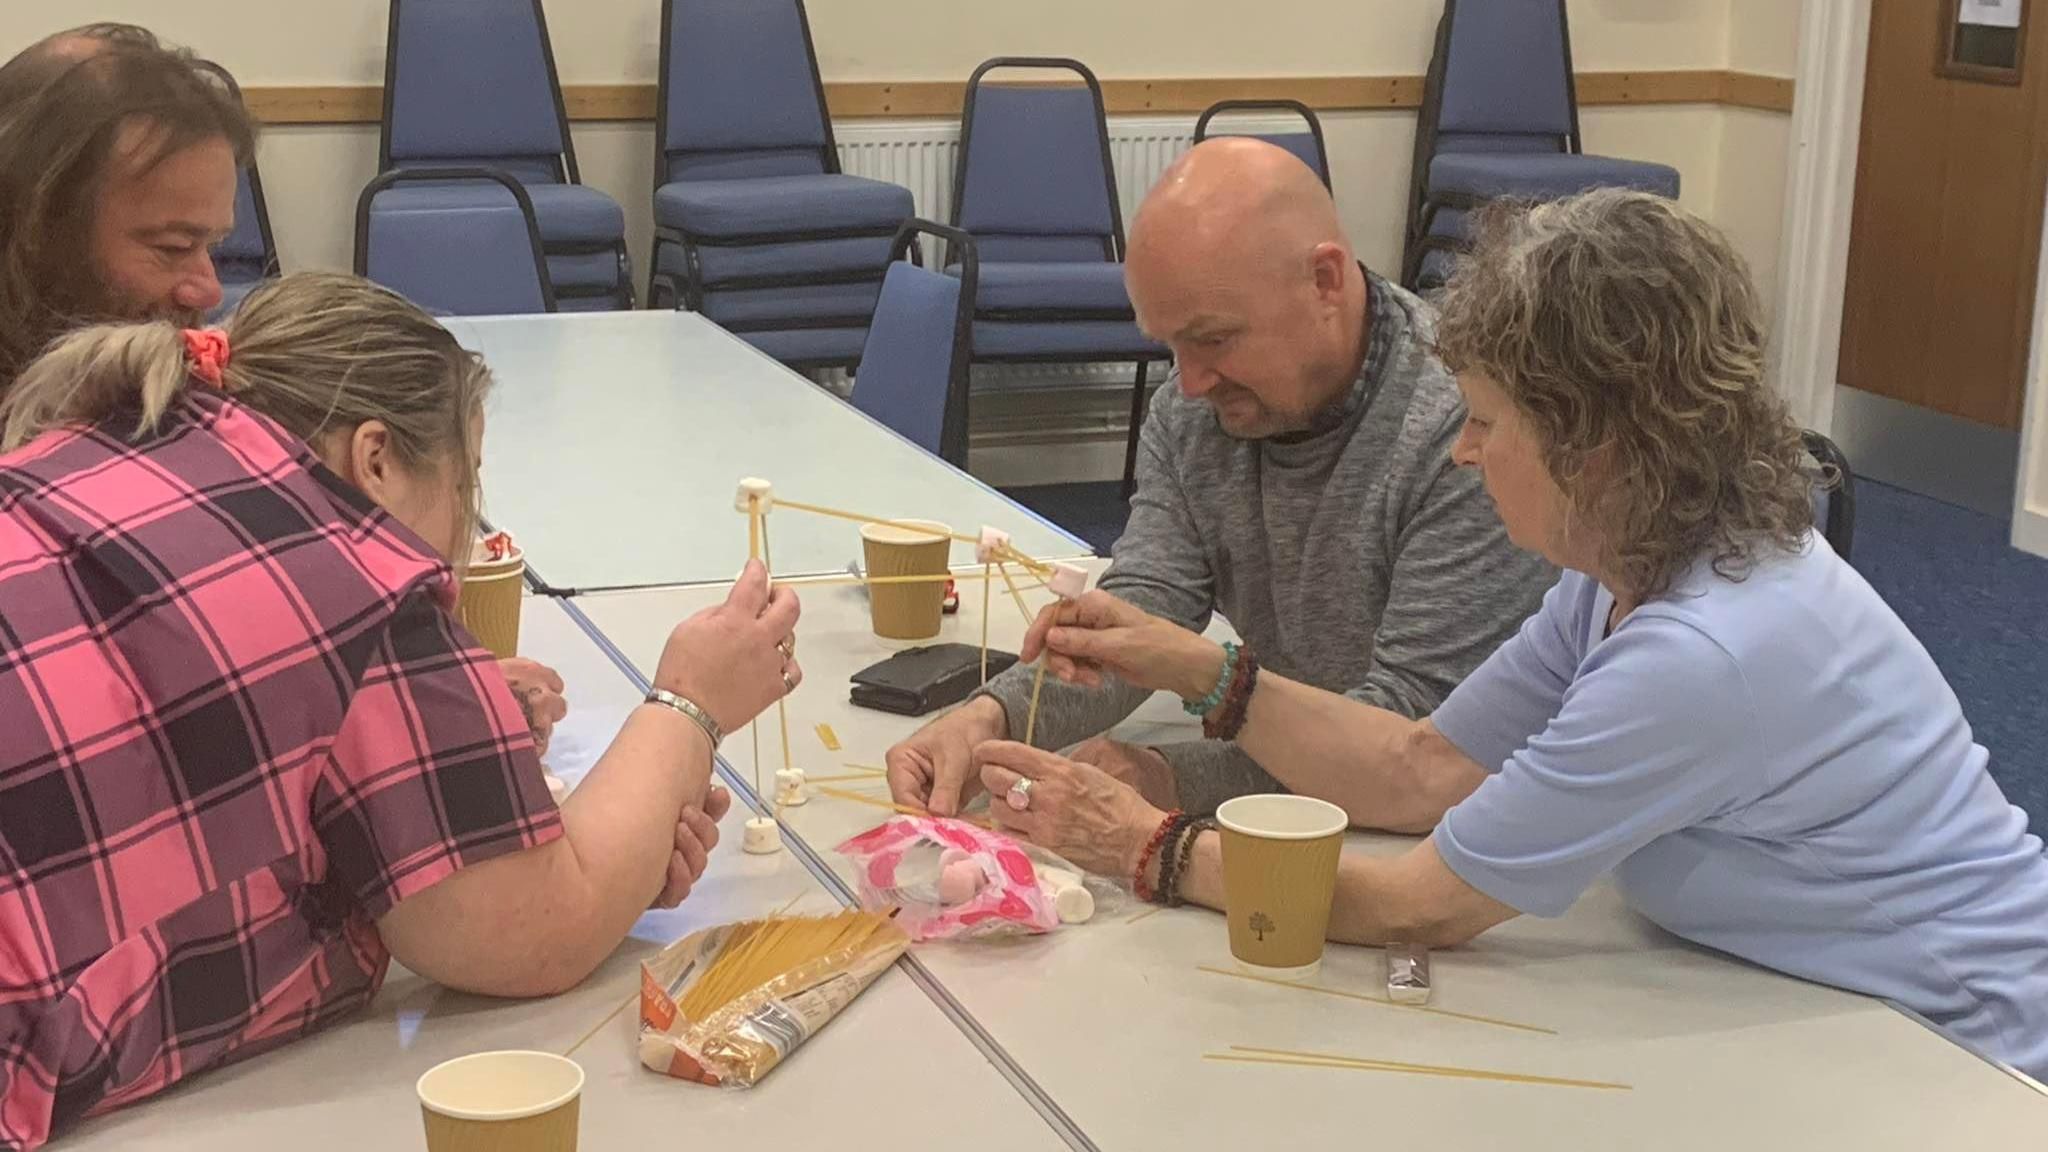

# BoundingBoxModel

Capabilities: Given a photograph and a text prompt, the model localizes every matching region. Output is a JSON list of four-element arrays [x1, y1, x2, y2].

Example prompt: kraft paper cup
[[417, 1050, 583, 1152], [1216, 794, 1348, 979], [456, 542, 525, 660], [859, 519, 953, 642]]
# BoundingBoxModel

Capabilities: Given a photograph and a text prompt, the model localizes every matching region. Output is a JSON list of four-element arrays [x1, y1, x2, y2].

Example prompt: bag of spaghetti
[[638, 910, 908, 1087]]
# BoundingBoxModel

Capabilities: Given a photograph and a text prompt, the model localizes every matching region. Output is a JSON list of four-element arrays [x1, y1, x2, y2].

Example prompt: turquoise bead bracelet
[[1183, 641, 1242, 717]]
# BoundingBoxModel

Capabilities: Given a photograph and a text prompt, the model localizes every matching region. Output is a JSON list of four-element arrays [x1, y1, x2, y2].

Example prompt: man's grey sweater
[[981, 271, 1557, 814]]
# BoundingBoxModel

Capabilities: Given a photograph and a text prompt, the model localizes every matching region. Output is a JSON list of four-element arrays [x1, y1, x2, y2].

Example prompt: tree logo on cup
[[1248, 912, 1275, 942]]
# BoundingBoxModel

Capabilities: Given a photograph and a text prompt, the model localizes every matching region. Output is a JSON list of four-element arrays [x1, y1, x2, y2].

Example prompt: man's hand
[[886, 695, 1008, 816], [499, 657, 568, 757], [1069, 737, 1180, 811]]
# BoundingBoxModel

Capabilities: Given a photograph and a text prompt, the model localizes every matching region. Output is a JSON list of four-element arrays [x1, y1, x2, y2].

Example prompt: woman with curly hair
[[965, 190, 2048, 1076]]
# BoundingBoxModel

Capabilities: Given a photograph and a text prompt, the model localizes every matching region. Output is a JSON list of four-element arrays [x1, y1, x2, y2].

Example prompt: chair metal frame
[[377, 0, 630, 308], [950, 57, 1171, 497], [352, 166, 559, 314], [1192, 98, 1333, 190], [648, 0, 902, 369], [195, 60, 281, 281], [1802, 429, 1857, 561]]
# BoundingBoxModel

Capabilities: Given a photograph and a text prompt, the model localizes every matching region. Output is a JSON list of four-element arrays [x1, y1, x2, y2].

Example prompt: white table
[[62, 595, 1071, 1152], [574, 564, 2048, 1151], [448, 311, 1090, 592]]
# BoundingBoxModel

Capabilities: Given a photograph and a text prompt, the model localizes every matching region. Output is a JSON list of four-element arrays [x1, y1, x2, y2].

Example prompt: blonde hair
[[1, 272, 491, 558], [1434, 189, 1814, 601]]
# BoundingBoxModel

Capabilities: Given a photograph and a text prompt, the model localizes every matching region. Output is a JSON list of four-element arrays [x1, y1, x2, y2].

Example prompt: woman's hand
[[651, 785, 732, 909], [654, 560, 801, 733], [1022, 590, 1227, 701], [974, 741, 1167, 879], [499, 657, 567, 757]]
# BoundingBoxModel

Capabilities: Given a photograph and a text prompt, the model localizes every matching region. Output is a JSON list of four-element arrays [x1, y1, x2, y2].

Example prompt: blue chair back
[[1437, 0, 1577, 142], [355, 169, 554, 316], [659, 0, 835, 183], [1193, 100, 1332, 189], [953, 59, 1121, 264], [382, 0, 573, 180], [853, 222, 977, 465], [217, 168, 270, 266]]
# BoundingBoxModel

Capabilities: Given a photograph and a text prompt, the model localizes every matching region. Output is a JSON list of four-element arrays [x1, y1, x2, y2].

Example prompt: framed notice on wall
[[1943, 0, 2027, 82]]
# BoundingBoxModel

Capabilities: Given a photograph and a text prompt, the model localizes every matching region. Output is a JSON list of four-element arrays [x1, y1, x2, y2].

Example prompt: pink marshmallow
[[938, 858, 988, 904]]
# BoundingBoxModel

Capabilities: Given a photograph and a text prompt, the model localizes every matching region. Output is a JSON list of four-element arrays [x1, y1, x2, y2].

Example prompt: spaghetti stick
[[816, 785, 992, 828], [1217, 1046, 1630, 1092], [1194, 964, 1555, 1035], [995, 562, 1036, 628], [980, 561, 992, 685], [762, 518, 794, 788], [1024, 661, 1049, 746], [747, 498, 767, 805], [564, 990, 637, 1058], [771, 498, 981, 545], [779, 570, 996, 588]]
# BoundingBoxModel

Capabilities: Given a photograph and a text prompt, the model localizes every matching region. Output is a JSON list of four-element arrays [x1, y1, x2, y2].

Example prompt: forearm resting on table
[[378, 704, 711, 997], [1235, 675, 1484, 833], [1174, 832, 1516, 949]]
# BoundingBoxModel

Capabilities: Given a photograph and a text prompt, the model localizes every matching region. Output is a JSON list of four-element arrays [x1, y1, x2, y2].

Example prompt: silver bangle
[[646, 688, 722, 748]]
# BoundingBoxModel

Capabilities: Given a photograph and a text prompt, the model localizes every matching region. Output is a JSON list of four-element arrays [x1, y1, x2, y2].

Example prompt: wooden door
[[1839, 0, 2048, 430]]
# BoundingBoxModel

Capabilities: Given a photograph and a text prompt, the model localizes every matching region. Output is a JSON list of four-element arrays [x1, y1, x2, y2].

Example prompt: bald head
[[1124, 138, 1367, 439], [1131, 138, 1348, 280]]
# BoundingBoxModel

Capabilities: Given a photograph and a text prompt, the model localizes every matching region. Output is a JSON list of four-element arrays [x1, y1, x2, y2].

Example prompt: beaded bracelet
[[1150, 813, 1195, 906], [1161, 818, 1215, 907], [1202, 647, 1261, 742], [1132, 809, 1183, 903], [1182, 641, 1241, 717]]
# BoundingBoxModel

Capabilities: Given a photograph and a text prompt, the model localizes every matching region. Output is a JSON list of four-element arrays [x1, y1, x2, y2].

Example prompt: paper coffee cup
[[456, 541, 525, 660], [418, 1050, 582, 1152], [859, 520, 952, 641], [1216, 794, 1348, 978]]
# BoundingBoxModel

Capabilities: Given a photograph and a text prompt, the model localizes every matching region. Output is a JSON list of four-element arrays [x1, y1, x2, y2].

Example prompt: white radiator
[[834, 115, 1299, 392]]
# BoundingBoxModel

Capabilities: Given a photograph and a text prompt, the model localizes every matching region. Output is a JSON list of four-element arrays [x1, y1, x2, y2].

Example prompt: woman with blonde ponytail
[[0, 273, 803, 1148]]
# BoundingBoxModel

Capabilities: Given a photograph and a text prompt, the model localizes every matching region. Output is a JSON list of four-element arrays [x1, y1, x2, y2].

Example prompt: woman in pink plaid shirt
[[0, 274, 799, 1148]]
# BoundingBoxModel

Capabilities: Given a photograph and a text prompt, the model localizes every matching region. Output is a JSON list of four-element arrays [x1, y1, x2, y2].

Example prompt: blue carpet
[[1002, 478, 2048, 837]]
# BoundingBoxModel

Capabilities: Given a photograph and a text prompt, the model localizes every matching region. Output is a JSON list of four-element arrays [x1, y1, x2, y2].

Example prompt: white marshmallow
[[774, 768, 807, 807], [741, 816, 782, 854], [1049, 882, 1095, 924], [543, 772, 569, 805], [734, 477, 773, 514], [1048, 562, 1089, 600], [975, 525, 1012, 564]]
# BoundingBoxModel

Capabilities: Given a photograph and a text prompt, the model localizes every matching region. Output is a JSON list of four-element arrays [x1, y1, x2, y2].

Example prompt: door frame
[[1779, 0, 2048, 556]]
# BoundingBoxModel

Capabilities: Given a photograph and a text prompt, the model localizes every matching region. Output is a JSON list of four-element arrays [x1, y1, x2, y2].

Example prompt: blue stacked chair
[[951, 58, 1171, 496], [1401, 0, 1681, 291], [194, 61, 279, 318], [651, 0, 915, 370], [850, 220, 979, 467], [374, 0, 632, 311], [355, 169, 554, 316], [1193, 99, 1332, 190]]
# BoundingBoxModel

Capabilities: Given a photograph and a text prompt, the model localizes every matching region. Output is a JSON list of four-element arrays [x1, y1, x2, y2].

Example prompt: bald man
[[889, 140, 1555, 821]]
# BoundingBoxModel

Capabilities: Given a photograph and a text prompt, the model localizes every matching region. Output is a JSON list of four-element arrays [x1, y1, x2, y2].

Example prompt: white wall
[[2, 0, 1791, 308]]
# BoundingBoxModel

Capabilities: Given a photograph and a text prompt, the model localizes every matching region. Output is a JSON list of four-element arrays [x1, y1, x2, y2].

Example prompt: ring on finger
[[781, 669, 796, 695], [1006, 777, 1035, 811], [776, 635, 795, 658]]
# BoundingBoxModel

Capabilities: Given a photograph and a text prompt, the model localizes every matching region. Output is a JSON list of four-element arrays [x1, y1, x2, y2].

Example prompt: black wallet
[[849, 643, 1019, 716]]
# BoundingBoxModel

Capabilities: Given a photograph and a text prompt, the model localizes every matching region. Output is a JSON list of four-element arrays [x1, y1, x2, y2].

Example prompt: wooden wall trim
[[242, 69, 1794, 127]]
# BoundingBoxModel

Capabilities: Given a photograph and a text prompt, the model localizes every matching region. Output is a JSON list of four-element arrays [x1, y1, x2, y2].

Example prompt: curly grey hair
[[1433, 189, 1815, 601]]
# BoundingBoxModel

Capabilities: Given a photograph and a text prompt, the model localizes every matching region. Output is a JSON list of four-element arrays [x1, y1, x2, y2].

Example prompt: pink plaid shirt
[[0, 393, 562, 1149]]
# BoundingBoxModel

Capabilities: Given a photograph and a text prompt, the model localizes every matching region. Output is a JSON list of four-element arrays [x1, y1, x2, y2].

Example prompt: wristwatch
[[646, 687, 723, 748]]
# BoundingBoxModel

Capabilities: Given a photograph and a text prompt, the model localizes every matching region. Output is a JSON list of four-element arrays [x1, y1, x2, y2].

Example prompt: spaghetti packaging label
[[637, 912, 909, 1087]]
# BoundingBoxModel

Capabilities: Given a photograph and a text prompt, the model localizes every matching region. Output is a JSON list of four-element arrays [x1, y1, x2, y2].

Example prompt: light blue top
[[1431, 539, 2048, 1079]]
